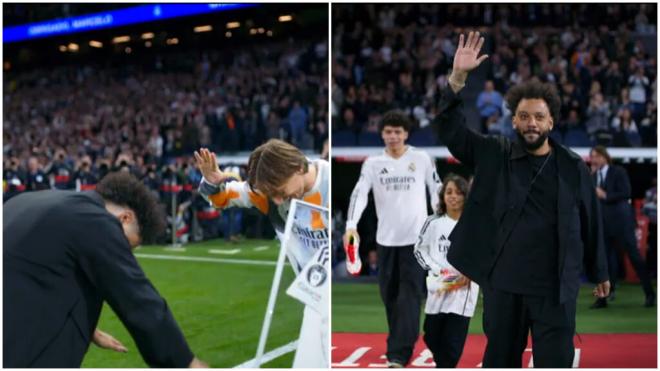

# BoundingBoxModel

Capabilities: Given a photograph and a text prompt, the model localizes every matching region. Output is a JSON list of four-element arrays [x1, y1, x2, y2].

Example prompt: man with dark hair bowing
[[4, 172, 207, 368], [435, 31, 610, 368]]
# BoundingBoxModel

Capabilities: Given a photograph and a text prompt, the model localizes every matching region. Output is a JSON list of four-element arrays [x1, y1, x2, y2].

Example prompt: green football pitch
[[332, 281, 657, 334], [81, 239, 303, 368]]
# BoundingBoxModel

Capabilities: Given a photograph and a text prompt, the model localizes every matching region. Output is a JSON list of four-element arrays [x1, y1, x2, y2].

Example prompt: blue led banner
[[4, 3, 257, 44]]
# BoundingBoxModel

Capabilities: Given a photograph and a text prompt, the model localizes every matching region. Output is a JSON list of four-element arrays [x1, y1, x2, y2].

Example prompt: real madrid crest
[[408, 162, 416, 172]]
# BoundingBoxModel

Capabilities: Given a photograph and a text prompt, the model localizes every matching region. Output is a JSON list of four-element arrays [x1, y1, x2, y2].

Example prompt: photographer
[[72, 155, 99, 191]]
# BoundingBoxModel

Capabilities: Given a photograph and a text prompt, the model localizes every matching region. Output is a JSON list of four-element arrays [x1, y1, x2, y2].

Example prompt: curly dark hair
[[505, 80, 561, 124], [436, 173, 469, 216], [379, 110, 412, 132], [96, 171, 166, 244]]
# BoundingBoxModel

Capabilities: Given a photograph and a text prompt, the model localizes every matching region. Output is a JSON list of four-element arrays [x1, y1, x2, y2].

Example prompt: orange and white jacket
[[198, 159, 329, 234]]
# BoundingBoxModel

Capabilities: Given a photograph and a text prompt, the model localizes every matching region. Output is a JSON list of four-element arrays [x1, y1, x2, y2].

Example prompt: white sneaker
[[386, 360, 404, 368], [344, 234, 362, 275]]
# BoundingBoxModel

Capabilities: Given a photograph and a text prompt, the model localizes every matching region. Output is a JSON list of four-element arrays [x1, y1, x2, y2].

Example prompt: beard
[[516, 127, 550, 151]]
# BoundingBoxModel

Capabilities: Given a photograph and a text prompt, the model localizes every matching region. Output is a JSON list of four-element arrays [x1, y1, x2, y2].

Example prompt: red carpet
[[332, 333, 656, 368]]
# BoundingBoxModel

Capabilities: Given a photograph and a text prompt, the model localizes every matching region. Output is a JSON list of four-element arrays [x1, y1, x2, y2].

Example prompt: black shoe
[[644, 293, 656, 307], [590, 298, 608, 309], [608, 291, 616, 302]]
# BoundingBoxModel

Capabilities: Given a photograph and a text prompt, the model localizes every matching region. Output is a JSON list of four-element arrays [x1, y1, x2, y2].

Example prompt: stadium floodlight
[[166, 37, 179, 45], [267, 30, 273, 37], [141, 32, 154, 39], [194, 25, 213, 33], [112, 35, 130, 44], [257, 27, 265, 34], [278, 15, 293, 22], [125, 46, 132, 54], [225, 31, 232, 38], [89, 40, 103, 48], [58, 45, 67, 52], [249, 28, 257, 35], [226, 21, 240, 29], [145, 41, 152, 47], [67, 43, 79, 51]]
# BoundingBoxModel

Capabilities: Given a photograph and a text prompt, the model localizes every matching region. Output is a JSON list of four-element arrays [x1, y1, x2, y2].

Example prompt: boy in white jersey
[[344, 111, 441, 367], [414, 174, 478, 368]]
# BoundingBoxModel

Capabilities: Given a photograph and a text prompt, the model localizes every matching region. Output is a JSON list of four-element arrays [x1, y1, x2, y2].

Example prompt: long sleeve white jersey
[[346, 146, 440, 246], [414, 214, 479, 317]]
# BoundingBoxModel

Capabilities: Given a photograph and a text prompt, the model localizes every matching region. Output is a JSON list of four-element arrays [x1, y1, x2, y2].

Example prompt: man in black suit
[[589, 145, 655, 308], [436, 31, 609, 367], [4, 172, 207, 368]]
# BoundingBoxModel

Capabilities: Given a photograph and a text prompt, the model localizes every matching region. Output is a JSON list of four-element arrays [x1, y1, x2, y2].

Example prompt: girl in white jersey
[[414, 173, 478, 368]]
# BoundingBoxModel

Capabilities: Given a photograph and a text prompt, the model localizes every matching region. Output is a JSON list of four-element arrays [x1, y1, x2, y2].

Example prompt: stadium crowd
[[332, 3, 656, 147], [4, 36, 328, 242]]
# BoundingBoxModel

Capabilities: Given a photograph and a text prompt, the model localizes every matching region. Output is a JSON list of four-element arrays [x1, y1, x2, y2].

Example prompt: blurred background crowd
[[3, 3, 328, 243], [332, 3, 657, 148]]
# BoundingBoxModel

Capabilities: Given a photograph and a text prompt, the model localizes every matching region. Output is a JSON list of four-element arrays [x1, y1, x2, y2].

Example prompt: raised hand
[[450, 31, 489, 89], [194, 148, 226, 185]]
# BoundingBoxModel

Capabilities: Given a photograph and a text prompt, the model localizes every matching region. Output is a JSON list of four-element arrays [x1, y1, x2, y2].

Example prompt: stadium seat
[[563, 128, 593, 147], [408, 127, 437, 146], [357, 132, 382, 146], [549, 130, 563, 145], [332, 130, 357, 147]]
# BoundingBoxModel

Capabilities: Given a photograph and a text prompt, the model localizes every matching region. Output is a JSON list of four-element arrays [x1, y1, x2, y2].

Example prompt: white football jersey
[[414, 214, 479, 317], [346, 146, 440, 246]]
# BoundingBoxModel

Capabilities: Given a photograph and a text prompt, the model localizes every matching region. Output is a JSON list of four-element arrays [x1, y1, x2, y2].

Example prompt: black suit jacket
[[436, 87, 608, 303], [594, 165, 636, 236], [4, 190, 193, 367]]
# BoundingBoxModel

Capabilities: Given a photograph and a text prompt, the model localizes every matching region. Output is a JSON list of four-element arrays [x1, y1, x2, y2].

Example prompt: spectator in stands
[[288, 100, 309, 148], [585, 93, 611, 136], [25, 156, 49, 191], [611, 108, 642, 147], [3, 156, 26, 201], [628, 67, 650, 121], [72, 155, 99, 191], [48, 149, 74, 190], [366, 250, 379, 276], [476, 80, 504, 133]]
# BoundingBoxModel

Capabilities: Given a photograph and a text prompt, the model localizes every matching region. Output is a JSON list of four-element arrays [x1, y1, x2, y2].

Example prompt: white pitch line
[[254, 246, 270, 251], [134, 253, 278, 266], [208, 248, 241, 255], [163, 247, 186, 252], [233, 340, 298, 368]]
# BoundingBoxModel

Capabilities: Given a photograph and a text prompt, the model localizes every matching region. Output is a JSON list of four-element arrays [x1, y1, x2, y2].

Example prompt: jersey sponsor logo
[[378, 175, 416, 191]]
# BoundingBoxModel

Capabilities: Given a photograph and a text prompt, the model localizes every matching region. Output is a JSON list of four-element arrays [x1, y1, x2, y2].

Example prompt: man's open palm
[[452, 31, 489, 75]]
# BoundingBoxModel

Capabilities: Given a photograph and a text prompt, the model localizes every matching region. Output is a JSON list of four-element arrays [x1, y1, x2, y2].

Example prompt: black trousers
[[482, 286, 576, 368], [423, 312, 471, 368], [377, 244, 425, 364], [647, 222, 657, 277], [605, 220, 654, 297]]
